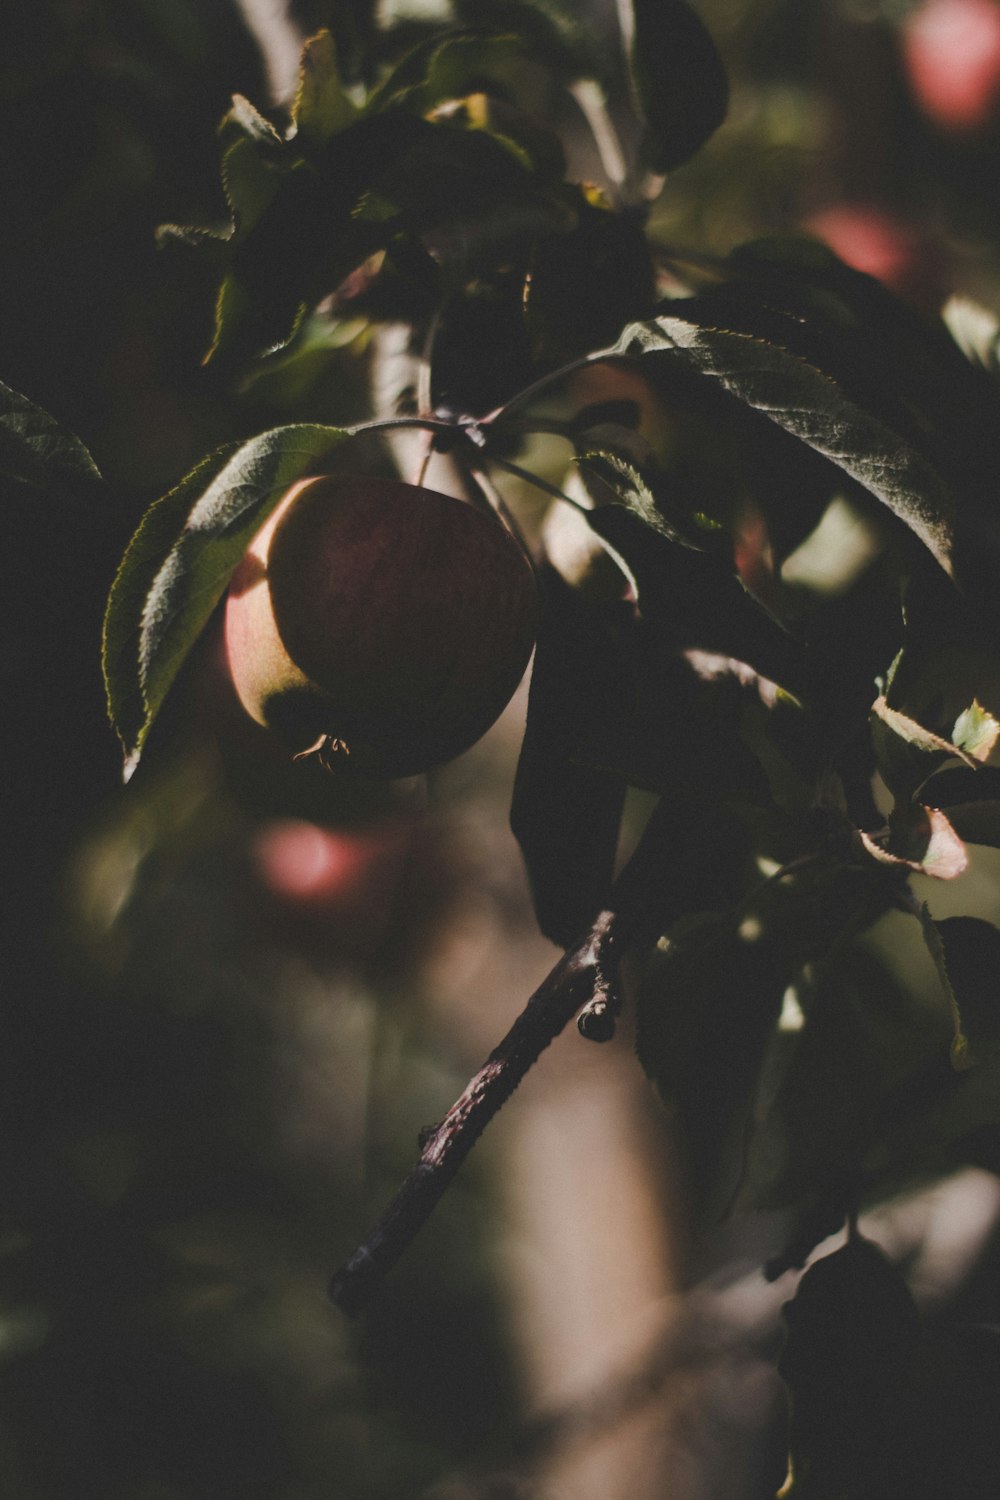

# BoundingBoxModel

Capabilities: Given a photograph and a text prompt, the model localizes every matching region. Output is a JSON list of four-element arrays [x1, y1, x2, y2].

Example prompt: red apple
[[903, 0, 1000, 132], [224, 475, 537, 778]]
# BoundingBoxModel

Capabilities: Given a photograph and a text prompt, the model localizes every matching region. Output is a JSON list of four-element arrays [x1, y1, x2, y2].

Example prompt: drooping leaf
[[927, 915, 1000, 1069], [0, 380, 104, 504], [614, 310, 958, 576], [778, 1237, 923, 1499], [639, 846, 898, 1219], [870, 693, 977, 802], [291, 30, 359, 153], [635, 909, 791, 1218], [628, 0, 729, 173], [103, 424, 349, 777], [584, 504, 817, 704], [510, 566, 628, 946], [855, 804, 968, 880]]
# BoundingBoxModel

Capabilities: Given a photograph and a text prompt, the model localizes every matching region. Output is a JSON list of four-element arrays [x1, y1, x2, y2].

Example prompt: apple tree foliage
[[9, 1, 1000, 1491]]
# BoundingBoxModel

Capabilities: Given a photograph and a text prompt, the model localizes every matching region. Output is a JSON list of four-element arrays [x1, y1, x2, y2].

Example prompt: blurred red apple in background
[[903, 0, 1000, 131]]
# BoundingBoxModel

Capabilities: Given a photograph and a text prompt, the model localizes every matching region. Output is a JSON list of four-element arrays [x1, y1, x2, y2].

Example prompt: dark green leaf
[[930, 916, 1000, 1068], [220, 137, 282, 234], [779, 1238, 922, 1498], [454, 0, 616, 83], [103, 425, 348, 777], [0, 380, 104, 503], [749, 916, 952, 1214], [628, 0, 729, 172], [577, 443, 705, 548], [510, 567, 628, 946], [615, 310, 957, 575], [723, 238, 1000, 529], [524, 198, 656, 356], [366, 29, 531, 114], [585, 504, 817, 703], [635, 910, 790, 1217]]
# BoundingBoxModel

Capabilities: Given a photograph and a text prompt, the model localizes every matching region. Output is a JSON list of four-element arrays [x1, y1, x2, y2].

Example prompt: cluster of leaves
[[163, 0, 725, 376], [13, 0, 1000, 1490]]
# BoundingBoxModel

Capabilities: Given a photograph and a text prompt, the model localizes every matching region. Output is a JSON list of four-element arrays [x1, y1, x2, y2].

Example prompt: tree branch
[[329, 910, 619, 1314]]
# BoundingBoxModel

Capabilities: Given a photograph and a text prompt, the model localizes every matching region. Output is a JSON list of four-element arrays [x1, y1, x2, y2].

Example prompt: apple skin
[[224, 475, 537, 778]]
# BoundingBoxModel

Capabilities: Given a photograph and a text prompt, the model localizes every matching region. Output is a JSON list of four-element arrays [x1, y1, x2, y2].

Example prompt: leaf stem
[[483, 347, 621, 427], [349, 414, 460, 439]]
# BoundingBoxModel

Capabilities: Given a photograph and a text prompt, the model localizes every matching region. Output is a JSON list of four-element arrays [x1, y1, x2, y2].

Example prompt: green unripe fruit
[[224, 475, 537, 778]]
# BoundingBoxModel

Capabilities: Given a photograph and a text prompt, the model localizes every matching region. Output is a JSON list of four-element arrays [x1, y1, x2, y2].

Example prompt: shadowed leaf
[[928, 916, 1000, 1069], [628, 0, 728, 173], [615, 310, 957, 575], [0, 381, 104, 504], [510, 567, 628, 946]]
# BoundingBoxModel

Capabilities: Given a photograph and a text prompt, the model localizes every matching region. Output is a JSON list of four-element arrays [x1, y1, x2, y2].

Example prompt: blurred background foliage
[[7, 1, 1000, 1496]]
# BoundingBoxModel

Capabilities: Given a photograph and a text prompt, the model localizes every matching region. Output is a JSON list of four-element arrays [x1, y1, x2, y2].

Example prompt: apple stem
[[463, 464, 534, 561], [328, 909, 620, 1315], [412, 432, 434, 488], [485, 456, 592, 517]]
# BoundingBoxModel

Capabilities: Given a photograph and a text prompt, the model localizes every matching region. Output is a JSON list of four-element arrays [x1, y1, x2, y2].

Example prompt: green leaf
[[628, 0, 729, 173], [220, 136, 282, 234], [952, 700, 1000, 762], [220, 92, 284, 149], [291, 30, 359, 152], [615, 311, 958, 575], [454, 0, 616, 83], [0, 380, 104, 503], [103, 424, 349, 777], [576, 444, 697, 547], [367, 29, 531, 115]]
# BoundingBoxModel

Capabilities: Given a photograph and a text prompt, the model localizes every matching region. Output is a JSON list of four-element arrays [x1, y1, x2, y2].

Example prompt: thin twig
[[329, 911, 618, 1314]]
